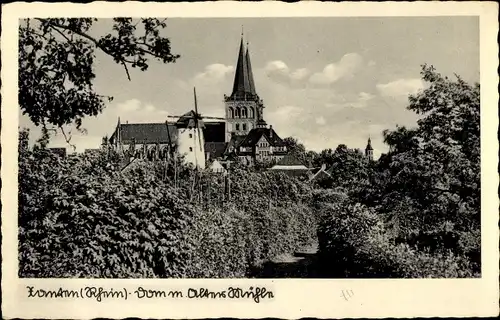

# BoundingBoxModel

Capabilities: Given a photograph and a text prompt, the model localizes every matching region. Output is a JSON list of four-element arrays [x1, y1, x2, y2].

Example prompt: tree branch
[[59, 126, 77, 151], [36, 18, 134, 80], [121, 61, 131, 81]]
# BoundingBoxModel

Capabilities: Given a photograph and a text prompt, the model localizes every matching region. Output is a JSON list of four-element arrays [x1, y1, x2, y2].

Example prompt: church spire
[[365, 137, 374, 161], [231, 35, 257, 99], [246, 44, 256, 95]]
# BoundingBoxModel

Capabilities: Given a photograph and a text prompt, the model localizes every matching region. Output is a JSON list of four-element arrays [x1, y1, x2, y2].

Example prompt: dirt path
[[250, 243, 328, 278]]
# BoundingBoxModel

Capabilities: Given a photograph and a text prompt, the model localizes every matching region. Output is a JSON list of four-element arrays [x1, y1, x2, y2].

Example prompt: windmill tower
[[167, 88, 225, 169]]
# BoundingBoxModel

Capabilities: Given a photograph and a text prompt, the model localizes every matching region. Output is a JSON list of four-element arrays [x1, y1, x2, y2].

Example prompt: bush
[[19, 165, 197, 278], [185, 202, 317, 278], [19, 133, 318, 278], [317, 199, 479, 278]]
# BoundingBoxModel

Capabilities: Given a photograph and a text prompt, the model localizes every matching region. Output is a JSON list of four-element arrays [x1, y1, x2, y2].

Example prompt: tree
[[317, 144, 371, 192], [283, 137, 306, 155], [366, 65, 480, 268], [19, 18, 180, 140]]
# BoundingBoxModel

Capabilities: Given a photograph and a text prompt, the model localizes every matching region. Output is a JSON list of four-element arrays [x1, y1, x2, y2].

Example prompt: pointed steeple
[[246, 44, 256, 94], [231, 36, 257, 99], [365, 137, 374, 161], [366, 137, 373, 151]]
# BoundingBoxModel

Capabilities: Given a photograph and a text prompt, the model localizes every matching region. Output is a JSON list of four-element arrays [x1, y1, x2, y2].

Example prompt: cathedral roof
[[109, 120, 225, 145], [246, 47, 256, 95], [230, 37, 258, 100], [110, 123, 178, 145]]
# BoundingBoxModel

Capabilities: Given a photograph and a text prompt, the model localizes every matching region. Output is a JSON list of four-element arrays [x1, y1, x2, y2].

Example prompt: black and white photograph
[[2, 1, 499, 319], [16, 14, 483, 279]]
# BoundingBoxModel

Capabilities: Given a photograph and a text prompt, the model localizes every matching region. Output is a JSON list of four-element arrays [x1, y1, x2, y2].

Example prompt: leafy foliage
[[19, 130, 317, 278], [317, 65, 480, 277], [18, 58, 479, 278], [317, 200, 477, 278], [19, 18, 179, 132]]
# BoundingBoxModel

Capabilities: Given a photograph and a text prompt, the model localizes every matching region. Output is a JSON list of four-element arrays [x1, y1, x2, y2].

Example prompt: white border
[[2, 2, 499, 318]]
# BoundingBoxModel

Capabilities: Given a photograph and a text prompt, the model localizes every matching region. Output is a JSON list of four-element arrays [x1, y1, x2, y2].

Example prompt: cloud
[[192, 63, 234, 87], [290, 68, 310, 81], [268, 105, 303, 121], [174, 63, 235, 116], [376, 78, 424, 97], [113, 99, 169, 123], [315, 116, 326, 125], [309, 53, 364, 85], [266, 105, 308, 137], [324, 91, 375, 109], [117, 99, 141, 112], [264, 61, 310, 86]]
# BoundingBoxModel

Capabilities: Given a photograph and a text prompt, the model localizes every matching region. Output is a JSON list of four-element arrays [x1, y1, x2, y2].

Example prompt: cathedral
[[108, 34, 289, 168]]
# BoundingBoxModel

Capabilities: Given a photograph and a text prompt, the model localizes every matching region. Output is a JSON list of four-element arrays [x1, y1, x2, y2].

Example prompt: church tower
[[365, 137, 374, 161], [224, 35, 265, 142]]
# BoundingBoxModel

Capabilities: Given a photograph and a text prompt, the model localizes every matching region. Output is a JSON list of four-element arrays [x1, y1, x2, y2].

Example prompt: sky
[[19, 17, 480, 158]]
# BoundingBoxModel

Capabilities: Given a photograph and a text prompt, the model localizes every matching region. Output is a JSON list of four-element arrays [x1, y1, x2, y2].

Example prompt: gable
[[257, 135, 269, 145]]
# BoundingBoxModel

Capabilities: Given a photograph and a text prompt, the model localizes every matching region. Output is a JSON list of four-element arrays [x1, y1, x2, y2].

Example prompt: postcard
[[2, 1, 499, 318]]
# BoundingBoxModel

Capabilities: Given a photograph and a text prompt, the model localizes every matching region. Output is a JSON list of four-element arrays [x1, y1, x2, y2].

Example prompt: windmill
[[165, 87, 225, 170]]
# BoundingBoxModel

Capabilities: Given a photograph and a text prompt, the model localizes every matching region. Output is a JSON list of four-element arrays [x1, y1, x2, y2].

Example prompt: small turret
[[365, 137, 374, 161]]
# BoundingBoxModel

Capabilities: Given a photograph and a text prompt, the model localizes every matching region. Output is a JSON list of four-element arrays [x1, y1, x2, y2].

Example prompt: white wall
[[177, 128, 206, 169]]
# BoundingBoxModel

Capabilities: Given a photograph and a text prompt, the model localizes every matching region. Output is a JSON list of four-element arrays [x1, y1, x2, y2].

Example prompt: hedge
[[19, 144, 318, 278]]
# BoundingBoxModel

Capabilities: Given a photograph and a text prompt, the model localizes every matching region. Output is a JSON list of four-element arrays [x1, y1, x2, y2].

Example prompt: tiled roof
[[227, 135, 246, 151], [110, 123, 178, 145], [239, 127, 285, 148], [109, 120, 226, 145], [309, 169, 331, 182], [277, 153, 307, 166]]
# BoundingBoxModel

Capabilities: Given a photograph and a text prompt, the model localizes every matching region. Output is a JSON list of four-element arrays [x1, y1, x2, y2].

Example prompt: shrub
[[19, 134, 319, 278], [317, 199, 478, 278], [185, 201, 318, 278], [186, 205, 250, 278], [19, 165, 197, 277]]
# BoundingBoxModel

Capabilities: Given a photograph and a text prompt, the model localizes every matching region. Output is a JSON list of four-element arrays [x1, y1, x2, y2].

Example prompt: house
[[269, 153, 310, 178], [236, 124, 288, 165]]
